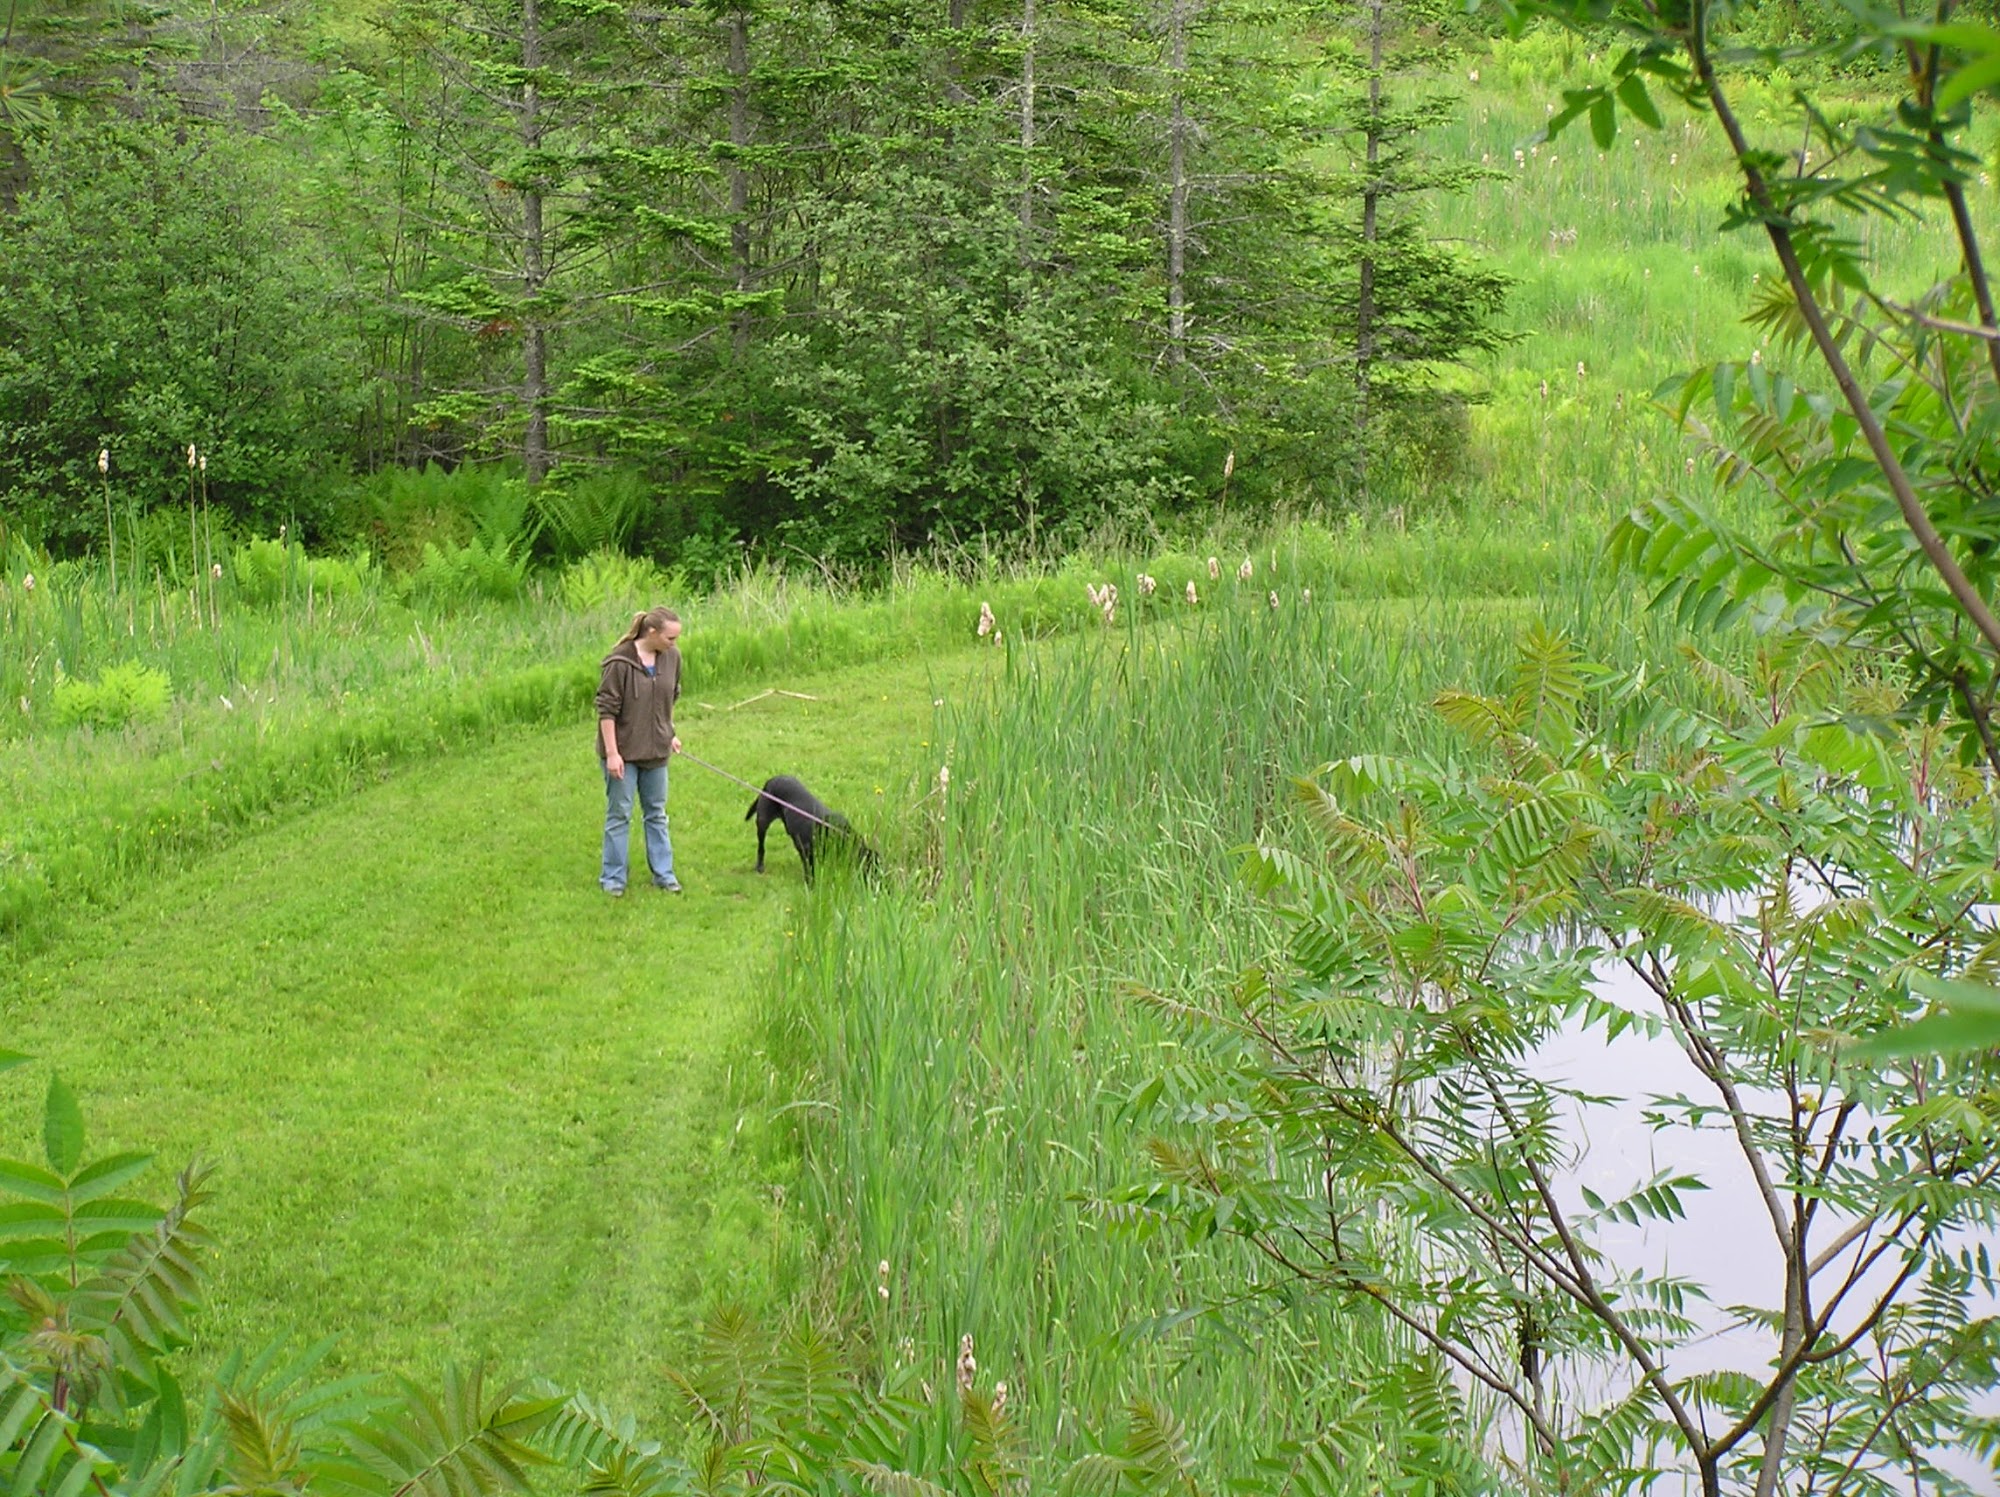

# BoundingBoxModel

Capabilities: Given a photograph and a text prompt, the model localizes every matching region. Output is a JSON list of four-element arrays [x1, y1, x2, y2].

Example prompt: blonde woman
[[594, 606, 684, 895]]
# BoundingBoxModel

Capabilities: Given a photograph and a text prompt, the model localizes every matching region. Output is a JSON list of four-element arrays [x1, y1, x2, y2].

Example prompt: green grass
[[0, 645, 992, 1418], [764, 567, 1693, 1476]]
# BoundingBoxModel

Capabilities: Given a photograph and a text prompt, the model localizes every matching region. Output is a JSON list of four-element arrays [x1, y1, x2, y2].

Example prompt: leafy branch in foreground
[[1499, 0, 2000, 780], [1120, 630, 2000, 1497]]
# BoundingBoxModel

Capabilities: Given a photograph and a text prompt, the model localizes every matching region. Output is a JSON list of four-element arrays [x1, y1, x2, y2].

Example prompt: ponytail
[[615, 605, 680, 648]]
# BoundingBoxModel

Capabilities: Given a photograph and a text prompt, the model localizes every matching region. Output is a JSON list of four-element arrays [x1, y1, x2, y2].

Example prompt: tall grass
[[767, 541, 1673, 1479]]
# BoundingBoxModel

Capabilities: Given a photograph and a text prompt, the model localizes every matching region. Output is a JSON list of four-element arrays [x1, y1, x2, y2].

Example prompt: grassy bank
[[767, 551, 1685, 1476]]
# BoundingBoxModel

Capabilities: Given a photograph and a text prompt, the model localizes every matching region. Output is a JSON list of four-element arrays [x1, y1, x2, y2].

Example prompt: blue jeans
[[601, 760, 674, 891]]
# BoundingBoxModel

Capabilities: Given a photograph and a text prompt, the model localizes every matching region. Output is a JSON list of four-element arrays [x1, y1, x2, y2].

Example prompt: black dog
[[746, 775, 877, 883]]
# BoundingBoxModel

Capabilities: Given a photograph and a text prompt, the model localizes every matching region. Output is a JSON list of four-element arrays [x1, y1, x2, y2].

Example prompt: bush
[[54, 661, 173, 730], [558, 548, 666, 612], [351, 463, 533, 572], [404, 537, 529, 606], [0, 118, 358, 548], [232, 537, 370, 606]]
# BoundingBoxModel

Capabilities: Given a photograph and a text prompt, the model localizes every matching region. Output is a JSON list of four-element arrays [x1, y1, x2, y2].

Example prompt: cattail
[[1185, 580, 1198, 606], [97, 449, 109, 475], [1206, 556, 1220, 580], [977, 600, 995, 637], [957, 1334, 977, 1393], [1237, 557, 1253, 583]]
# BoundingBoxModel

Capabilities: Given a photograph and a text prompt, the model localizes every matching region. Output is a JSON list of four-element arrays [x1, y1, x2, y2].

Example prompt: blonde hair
[[616, 606, 680, 647]]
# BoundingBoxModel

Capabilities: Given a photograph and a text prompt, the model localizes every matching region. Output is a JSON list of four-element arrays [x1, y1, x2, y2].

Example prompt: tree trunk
[[520, 0, 550, 484], [727, 6, 752, 354], [1165, 0, 1192, 367], [1352, 0, 1383, 495], [1019, 0, 1035, 257]]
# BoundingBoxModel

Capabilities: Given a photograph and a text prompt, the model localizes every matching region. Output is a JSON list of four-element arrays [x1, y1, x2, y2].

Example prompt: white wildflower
[[186, 443, 198, 469], [97, 449, 109, 475], [957, 1334, 977, 1394], [1268, 590, 1279, 611], [977, 599, 995, 637], [211, 562, 223, 578], [1237, 557, 1253, 583], [993, 1382, 1009, 1417], [1138, 573, 1157, 597], [21, 574, 33, 593], [1186, 580, 1199, 606], [1207, 555, 1220, 580]]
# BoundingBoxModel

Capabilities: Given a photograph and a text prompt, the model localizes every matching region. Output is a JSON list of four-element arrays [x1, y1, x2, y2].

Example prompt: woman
[[595, 606, 684, 896]]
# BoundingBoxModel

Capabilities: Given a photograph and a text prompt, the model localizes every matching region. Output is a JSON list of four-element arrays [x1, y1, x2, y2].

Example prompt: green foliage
[[231, 538, 370, 607], [52, 662, 172, 731], [1126, 630, 2000, 1493], [351, 465, 536, 573], [534, 473, 649, 564], [405, 538, 531, 606], [559, 550, 667, 613], [0, 118, 356, 549]]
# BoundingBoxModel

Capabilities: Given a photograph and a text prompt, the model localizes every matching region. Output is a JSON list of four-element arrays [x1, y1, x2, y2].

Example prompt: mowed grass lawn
[[0, 644, 988, 1416]]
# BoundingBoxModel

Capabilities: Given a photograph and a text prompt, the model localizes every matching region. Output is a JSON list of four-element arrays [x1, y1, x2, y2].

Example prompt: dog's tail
[[744, 794, 760, 821]]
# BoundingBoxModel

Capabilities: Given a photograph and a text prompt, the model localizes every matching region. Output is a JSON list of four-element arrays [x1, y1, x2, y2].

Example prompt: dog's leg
[[755, 804, 770, 873]]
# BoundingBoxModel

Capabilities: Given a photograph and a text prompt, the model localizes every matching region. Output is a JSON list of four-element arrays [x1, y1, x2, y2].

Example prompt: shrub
[[405, 537, 529, 605], [231, 537, 370, 606], [54, 661, 173, 730], [558, 547, 664, 612], [353, 463, 533, 572]]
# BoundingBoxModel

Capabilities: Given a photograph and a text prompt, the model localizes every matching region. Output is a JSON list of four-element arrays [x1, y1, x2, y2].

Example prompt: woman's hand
[[606, 751, 625, 780], [671, 735, 682, 756]]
